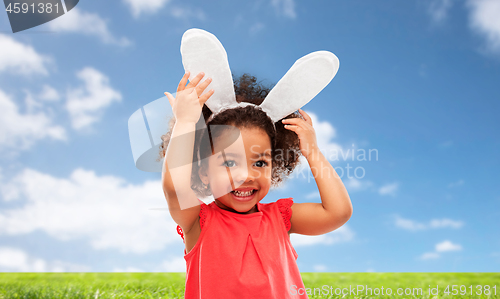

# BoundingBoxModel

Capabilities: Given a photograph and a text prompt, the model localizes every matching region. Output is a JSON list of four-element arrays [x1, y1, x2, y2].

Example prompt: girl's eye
[[222, 160, 236, 167], [255, 160, 268, 167]]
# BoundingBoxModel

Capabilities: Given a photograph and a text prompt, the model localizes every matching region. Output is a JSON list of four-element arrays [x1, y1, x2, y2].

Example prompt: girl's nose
[[230, 164, 256, 187]]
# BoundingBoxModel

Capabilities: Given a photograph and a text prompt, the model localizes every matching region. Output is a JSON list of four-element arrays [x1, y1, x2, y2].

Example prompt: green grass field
[[0, 273, 498, 298]]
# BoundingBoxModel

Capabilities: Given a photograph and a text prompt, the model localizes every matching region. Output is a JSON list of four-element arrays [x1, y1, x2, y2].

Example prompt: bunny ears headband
[[128, 28, 339, 172], [182, 29, 339, 122]]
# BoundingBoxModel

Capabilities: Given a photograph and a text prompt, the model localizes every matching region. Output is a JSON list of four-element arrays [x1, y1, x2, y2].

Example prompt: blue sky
[[0, 0, 499, 273]]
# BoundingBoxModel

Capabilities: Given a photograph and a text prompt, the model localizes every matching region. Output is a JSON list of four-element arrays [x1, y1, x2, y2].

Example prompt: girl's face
[[199, 127, 273, 214]]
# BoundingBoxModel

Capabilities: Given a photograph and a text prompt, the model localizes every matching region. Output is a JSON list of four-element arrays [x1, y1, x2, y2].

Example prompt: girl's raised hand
[[165, 71, 214, 124], [282, 109, 320, 160]]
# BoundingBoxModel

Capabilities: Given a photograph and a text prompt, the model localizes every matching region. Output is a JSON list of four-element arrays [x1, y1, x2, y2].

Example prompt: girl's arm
[[162, 72, 213, 234], [282, 109, 353, 235]]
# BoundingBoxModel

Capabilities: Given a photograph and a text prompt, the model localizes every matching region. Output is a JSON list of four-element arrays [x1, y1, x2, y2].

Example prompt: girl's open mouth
[[230, 189, 257, 201]]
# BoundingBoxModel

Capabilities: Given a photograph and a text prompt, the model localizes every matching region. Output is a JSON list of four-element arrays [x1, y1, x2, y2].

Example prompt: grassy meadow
[[0, 272, 498, 298]]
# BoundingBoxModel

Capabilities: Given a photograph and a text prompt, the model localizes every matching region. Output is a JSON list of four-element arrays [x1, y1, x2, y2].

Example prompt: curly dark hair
[[159, 74, 303, 197]]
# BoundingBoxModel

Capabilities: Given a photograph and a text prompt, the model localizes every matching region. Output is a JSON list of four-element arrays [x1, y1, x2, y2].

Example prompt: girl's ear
[[198, 164, 208, 184]]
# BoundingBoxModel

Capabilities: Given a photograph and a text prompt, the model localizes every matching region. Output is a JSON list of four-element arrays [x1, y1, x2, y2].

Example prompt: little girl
[[160, 71, 352, 298]]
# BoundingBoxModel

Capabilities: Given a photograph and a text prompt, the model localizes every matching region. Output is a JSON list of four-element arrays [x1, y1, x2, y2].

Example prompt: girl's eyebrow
[[216, 152, 271, 159], [254, 152, 272, 159], [216, 152, 242, 159]]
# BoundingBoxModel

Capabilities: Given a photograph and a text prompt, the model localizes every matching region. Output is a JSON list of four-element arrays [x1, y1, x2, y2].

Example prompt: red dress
[[177, 198, 308, 299]]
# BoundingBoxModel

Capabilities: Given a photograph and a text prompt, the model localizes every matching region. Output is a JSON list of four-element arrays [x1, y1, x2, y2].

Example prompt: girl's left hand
[[282, 109, 320, 160]]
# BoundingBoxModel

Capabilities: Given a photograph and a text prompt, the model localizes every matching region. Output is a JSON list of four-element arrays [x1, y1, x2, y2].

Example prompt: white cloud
[[395, 216, 427, 231], [378, 182, 398, 196], [448, 179, 464, 188], [66, 67, 122, 130], [249, 22, 265, 35], [0, 247, 89, 272], [169, 6, 206, 21], [271, 0, 296, 19], [429, 218, 464, 229], [23, 91, 43, 113], [427, 0, 453, 23], [39, 85, 60, 102], [313, 264, 327, 272], [286, 111, 343, 180], [420, 252, 440, 260], [290, 225, 354, 247], [419, 240, 462, 260], [467, 0, 500, 54], [436, 240, 462, 252], [123, 0, 170, 18], [308, 111, 341, 156], [0, 89, 66, 151], [305, 191, 320, 199], [0, 168, 178, 254], [345, 178, 374, 192], [113, 267, 144, 272], [47, 8, 130, 46], [161, 256, 186, 272], [0, 34, 50, 76], [122, 0, 206, 21], [395, 215, 464, 231]]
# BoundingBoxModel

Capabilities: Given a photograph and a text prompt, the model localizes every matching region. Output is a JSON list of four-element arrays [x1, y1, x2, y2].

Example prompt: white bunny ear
[[180, 28, 237, 113], [260, 51, 339, 122]]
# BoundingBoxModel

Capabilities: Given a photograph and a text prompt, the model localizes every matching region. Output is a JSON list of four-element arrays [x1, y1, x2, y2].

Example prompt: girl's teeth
[[234, 190, 255, 196]]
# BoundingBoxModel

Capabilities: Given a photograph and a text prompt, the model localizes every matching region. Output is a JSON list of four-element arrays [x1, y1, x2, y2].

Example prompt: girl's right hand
[[165, 71, 214, 124]]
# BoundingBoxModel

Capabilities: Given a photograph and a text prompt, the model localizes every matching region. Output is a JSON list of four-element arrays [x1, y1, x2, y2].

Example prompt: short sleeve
[[176, 202, 209, 242], [277, 198, 293, 231], [176, 225, 184, 242], [199, 203, 208, 230]]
